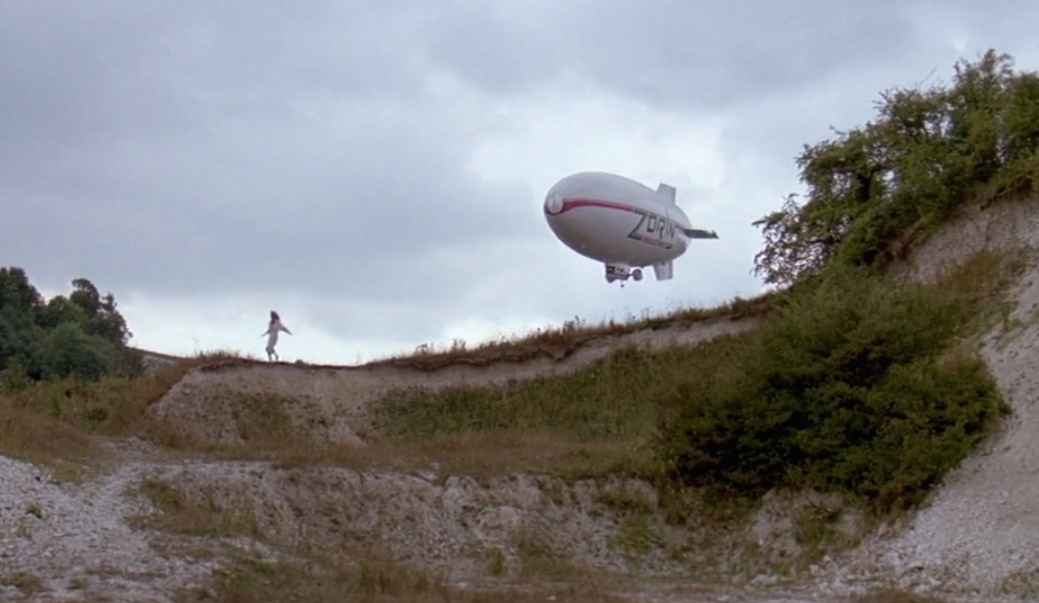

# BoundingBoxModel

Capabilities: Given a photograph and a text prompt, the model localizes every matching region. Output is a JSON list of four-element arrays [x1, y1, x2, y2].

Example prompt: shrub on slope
[[653, 266, 1009, 514]]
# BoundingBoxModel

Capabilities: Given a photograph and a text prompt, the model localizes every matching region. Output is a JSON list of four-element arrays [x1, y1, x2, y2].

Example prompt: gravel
[[0, 451, 227, 603]]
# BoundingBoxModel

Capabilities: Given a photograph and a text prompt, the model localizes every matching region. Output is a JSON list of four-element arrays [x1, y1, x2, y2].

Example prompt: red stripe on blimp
[[547, 198, 637, 215]]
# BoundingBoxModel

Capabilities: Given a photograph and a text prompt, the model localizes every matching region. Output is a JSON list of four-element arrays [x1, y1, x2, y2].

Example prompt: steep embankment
[[811, 198, 1039, 598]]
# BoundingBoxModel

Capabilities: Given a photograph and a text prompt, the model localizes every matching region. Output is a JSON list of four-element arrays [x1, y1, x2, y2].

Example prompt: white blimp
[[543, 171, 718, 285]]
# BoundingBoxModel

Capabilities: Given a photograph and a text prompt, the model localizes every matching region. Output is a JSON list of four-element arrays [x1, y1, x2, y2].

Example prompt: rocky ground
[[4, 200, 1039, 602], [0, 441, 271, 603]]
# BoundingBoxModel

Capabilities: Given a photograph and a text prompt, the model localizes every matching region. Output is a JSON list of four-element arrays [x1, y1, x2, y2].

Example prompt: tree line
[[0, 266, 142, 387]]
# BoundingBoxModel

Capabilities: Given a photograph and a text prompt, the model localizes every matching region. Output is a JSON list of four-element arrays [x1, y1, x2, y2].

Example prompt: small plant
[[24, 502, 43, 519], [609, 515, 663, 556], [487, 547, 505, 576], [0, 571, 44, 596], [852, 589, 953, 603]]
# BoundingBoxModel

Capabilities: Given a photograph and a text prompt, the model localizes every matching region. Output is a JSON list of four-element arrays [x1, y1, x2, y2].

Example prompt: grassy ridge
[[0, 349, 254, 468], [374, 340, 744, 443], [364, 292, 777, 371]]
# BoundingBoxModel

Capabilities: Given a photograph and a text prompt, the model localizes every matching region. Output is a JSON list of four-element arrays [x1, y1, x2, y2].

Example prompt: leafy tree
[[655, 50, 1026, 514], [753, 49, 1039, 288], [69, 278, 132, 346], [34, 322, 119, 382], [36, 295, 88, 331], [0, 267, 136, 383], [0, 269, 46, 379], [0, 267, 44, 315]]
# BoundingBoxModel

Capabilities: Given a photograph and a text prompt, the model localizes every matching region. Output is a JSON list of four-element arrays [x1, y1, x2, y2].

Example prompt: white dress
[[263, 319, 291, 356]]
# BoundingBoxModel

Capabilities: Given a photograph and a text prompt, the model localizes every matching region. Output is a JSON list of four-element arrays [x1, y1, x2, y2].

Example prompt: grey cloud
[[419, 0, 924, 110], [3, 0, 1036, 354], [1, 1, 540, 308], [0, 0, 429, 154], [3, 113, 537, 305]]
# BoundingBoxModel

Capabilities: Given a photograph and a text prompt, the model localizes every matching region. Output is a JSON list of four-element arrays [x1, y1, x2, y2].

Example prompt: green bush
[[652, 270, 1008, 513], [35, 323, 121, 382]]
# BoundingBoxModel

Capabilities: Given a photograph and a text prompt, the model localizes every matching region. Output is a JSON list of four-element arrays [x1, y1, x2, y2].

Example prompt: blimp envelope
[[546, 171, 672, 209]]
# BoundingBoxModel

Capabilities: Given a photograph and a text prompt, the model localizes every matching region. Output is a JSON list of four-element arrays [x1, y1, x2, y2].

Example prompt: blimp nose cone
[[544, 193, 564, 215]]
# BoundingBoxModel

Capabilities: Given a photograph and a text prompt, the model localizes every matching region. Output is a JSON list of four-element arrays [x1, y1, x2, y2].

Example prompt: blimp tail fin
[[652, 260, 674, 281], [682, 227, 719, 239], [656, 183, 677, 204]]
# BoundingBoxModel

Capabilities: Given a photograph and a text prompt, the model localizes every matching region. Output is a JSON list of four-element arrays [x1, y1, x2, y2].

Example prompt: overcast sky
[[2, 1, 1037, 364]]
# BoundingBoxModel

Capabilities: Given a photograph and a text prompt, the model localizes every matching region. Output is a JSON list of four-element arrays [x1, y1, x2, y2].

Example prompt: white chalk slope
[[828, 198, 1039, 599]]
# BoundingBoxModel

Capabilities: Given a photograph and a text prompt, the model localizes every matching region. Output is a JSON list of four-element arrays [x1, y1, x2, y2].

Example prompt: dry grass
[[0, 571, 45, 597], [851, 590, 954, 603], [135, 478, 262, 540], [111, 294, 773, 385], [136, 472, 646, 602], [134, 348, 262, 407], [358, 331, 755, 475], [0, 349, 267, 475], [194, 549, 635, 603], [125, 329, 756, 481], [144, 293, 777, 375], [363, 292, 778, 371], [191, 429, 649, 482], [0, 395, 97, 477], [136, 477, 647, 603], [0, 350, 246, 430]]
